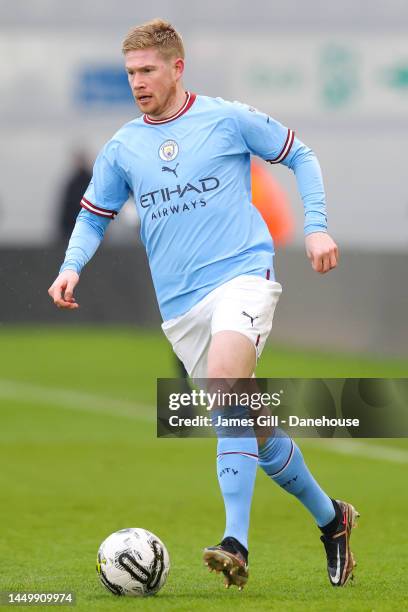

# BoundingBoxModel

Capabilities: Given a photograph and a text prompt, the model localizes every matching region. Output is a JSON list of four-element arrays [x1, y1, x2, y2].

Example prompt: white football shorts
[[161, 274, 282, 379]]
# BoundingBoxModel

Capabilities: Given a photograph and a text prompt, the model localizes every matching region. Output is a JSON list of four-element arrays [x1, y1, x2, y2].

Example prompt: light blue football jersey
[[61, 93, 327, 320]]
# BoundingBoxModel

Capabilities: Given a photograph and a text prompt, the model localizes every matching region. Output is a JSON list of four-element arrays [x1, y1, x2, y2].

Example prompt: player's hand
[[305, 232, 338, 274], [48, 270, 80, 309]]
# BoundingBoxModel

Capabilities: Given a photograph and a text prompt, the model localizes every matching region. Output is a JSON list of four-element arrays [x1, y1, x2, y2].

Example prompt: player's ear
[[173, 57, 185, 80]]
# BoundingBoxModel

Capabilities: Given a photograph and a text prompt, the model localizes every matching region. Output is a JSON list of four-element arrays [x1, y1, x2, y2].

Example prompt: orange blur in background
[[251, 159, 295, 246]]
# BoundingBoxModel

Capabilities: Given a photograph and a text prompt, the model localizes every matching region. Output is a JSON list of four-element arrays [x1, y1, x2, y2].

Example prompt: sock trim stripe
[[217, 451, 259, 460], [269, 440, 294, 477]]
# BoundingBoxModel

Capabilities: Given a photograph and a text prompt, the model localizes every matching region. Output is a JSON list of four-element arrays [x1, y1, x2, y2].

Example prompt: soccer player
[[48, 19, 359, 590]]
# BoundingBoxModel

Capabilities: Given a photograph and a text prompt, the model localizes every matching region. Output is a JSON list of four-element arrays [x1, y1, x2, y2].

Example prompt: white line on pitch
[[303, 438, 408, 464], [1, 380, 407, 462], [0, 379, 155, 422]]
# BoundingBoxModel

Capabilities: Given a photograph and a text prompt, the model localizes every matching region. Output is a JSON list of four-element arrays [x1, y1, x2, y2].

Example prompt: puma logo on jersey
[[162, 163, 179, 177], [241, 311, 260, 327]]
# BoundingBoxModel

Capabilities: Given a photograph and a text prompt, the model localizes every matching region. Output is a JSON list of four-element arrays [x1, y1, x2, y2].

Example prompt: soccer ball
[[96, 528, 170, 597]]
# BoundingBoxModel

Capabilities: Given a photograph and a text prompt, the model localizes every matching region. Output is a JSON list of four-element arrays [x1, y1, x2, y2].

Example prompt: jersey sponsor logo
[[140, 177, 220, 208], [158, 139, 179, 162], [162, 163, 179, 178], [151, 198, 207, 220]]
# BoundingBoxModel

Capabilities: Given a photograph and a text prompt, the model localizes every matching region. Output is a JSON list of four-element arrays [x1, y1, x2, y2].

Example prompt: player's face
[[125, 48, 184, 117]]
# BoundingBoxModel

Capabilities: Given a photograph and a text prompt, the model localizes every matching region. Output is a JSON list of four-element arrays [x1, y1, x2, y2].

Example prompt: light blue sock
[[258, 430, 335, 527], [217, 437, 258, 549], [213, 407, 258, 550]]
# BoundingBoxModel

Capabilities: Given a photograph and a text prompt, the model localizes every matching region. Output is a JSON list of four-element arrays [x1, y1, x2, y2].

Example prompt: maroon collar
[[143, 91, 196, 125]]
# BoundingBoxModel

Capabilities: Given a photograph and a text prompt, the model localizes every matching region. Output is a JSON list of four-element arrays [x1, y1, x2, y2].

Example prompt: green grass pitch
[[0, 326, 407, 611]]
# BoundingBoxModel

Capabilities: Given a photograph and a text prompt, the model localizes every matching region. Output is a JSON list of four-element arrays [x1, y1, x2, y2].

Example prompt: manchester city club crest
[[159, 140, 179, 162]]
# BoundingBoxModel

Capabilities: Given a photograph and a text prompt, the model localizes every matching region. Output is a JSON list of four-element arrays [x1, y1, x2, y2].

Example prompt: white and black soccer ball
[[96, 528, 170, 597]]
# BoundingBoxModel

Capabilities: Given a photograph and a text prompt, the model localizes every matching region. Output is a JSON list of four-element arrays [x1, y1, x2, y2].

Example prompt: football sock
[[319, 499, 342, 535], [258, 429, 335, 527], [214, 407, 258, 550]]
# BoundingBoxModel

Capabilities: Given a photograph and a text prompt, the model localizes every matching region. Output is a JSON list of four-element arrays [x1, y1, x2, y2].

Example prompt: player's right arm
[[48, 269, 80, 309], [48, 210, 110, 308], [48, 141, 130, 309]]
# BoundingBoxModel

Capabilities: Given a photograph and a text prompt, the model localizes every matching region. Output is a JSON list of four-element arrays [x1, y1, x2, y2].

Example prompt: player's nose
[[129, 75, 144, 92]]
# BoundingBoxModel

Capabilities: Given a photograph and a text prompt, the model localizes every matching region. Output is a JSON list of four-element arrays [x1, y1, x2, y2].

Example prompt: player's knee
[[207, 363, 236, 379]]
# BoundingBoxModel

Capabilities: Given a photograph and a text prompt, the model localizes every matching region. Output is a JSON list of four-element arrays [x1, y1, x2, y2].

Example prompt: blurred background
[[1, 0, 408, 356]]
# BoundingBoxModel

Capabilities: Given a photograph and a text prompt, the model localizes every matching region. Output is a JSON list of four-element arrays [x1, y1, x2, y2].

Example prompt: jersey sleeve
[[59, 140, 130, 275], [231, 101, 295, 163], [80, 140, 130, 219], [286, 139, 328, 235], [231, 101, 327, 236], [59, 208, 108, 275]]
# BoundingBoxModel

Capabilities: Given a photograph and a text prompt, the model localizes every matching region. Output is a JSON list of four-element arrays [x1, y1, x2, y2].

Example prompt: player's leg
[[203, 330, 258, 589], [203, 275, 282, 588], [207, 330, 256, 378], [258, 430, 335, 527], [251, 332, 359, 585], [162, 288, 256, 588], [203, 275, 359, 587], [258, 430, 359, 585]]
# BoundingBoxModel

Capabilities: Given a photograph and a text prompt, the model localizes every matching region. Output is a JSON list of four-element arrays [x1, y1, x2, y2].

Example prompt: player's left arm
[[284, 141, 338, 274], [232, 103, 338, 274], [304, 230, 338, 274]]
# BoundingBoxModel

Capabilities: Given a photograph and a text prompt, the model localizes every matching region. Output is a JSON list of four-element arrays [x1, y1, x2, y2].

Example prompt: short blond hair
[[122, 18, 185, 60]]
